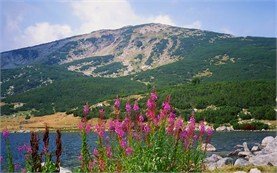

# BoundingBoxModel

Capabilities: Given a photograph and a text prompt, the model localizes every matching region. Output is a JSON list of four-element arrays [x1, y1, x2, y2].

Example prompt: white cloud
[[183, 20, 202, 29], [18, 22, 72, 47], [70, 0, 175, 34]]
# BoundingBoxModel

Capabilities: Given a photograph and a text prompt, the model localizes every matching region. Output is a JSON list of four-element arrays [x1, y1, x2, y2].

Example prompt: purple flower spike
[[83, 103, 90, 117], [2, 128, 9, 139], [125, 102, 132, 113], [114, 97, 120, 109], [133, 100, 140, 111]]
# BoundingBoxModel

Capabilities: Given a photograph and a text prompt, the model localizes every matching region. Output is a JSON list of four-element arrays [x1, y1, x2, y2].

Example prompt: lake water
[[1, 131, 276, 170]]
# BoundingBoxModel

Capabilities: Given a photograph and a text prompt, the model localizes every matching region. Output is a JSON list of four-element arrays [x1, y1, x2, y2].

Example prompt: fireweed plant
[[77, 91, 213, 172], [1, 126, 62, 172]]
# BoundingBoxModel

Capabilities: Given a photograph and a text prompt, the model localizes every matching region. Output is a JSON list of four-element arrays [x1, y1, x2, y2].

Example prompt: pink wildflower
[[206, 127, 214, 136], [174, 118, 184, 131], [83, 103, 90, 117], [162, 101, 171, 112], [150, 91, 158, 101], [125, 102, 132, 113], [14, 163, 20, 170], [199, 121, 205, 135], [94, 124, 104, 137], [85, 124, 92, 134], [21, 168, 27, 173], [2, 128, 9, 139], [143, 124, 150, 134], [93, 148, 99, 157], [125, 147, 133, 155], [106, 146, 112, 158], [99, 109, 105, 119], [138, 115, 144, 122], [114, 97, 120, 109], [133, 100, 140, 111], [120, 140, 127, 149], [78, 122, 85, 130], [0, 156, 3, 163], [78, 155, 82, 161]]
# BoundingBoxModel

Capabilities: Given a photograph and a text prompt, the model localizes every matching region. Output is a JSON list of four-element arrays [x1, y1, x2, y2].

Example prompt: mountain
[[0, 23, 276, 116]]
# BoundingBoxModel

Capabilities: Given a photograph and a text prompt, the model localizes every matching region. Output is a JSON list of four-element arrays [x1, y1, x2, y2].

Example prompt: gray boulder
[[261, 136, 274, 147], [234, 158, 250, 166], [251, 146, 260, 152], [249, 168, 261, 173], [204, 154, 222, 163], [216, 157, 233, 168], [60, 167, 72, 173], [227, 149, 242, 157], [249, 152, 277, 166]]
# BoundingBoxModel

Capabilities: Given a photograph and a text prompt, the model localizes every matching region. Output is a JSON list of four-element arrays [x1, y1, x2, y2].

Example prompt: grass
[[204, 165, 277, 173]]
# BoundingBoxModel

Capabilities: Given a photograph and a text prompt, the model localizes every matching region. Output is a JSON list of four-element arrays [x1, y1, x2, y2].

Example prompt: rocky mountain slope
[[1, 23, 233, 77]]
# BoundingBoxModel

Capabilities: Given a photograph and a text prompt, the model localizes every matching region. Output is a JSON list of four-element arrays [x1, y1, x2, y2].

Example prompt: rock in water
[[216, 157, 233, 167], [243, 142, 250, 152], [201, 143, 216, 151], [251, 146, 259, 152], [249, 168, 262, 173], [60, 167, 72, 173], [234, 158, 250, 166], [261, 136, 274, 147]]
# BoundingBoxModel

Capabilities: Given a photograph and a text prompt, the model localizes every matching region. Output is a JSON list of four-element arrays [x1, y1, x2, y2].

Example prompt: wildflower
[[133, 100, 140, 111], [83, 103, 90, 117], [94, 124, 104, 138], [174, 118, 184, 131], [106, 146, 112, 158], [109, 120, 116, 131], [138, 115, 144, 122], [0, 156, 3, 163], [143, 124, 150, 134], [120, 140, 127, 149], [125, 102, 132, 113], [78, 122, 85, 130], [85, 124, 92, 134], [115, 123, 125, 138], [21, 168, 27, 173], [150, 91, 158, 101], [180, 129, 188, 140], [78, 155, 82, 161], [114, 97, 120, 109], [14, 163, 20, 170], [206, 127, 214, 136], [93, 148, 99, 157], [162, 101, 171, 112], [125, 147, 133, 155], [199, 121, 205, 135], [2, 128, 9, 139]]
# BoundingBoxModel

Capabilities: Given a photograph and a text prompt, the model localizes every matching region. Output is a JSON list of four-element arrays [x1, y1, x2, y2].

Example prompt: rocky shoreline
[[204, 136, 277, 172]]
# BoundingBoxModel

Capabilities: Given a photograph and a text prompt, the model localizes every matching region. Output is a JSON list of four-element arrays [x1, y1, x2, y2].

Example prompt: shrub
[[233, 121, 269, 130], [77, 91, 213, 172]]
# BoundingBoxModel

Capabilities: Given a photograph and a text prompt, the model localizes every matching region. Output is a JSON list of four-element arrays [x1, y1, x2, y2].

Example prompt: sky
[[0, 0, 276, 52]]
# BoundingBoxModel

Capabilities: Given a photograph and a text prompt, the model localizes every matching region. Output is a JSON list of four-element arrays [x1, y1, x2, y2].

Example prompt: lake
[[1, 131, 276, 170]]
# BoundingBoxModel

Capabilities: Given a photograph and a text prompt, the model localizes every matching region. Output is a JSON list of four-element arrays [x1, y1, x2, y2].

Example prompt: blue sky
[[0, 0, 276, 52]]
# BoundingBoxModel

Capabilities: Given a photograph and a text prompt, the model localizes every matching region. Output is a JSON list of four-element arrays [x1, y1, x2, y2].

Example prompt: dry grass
[[204, 165, 277, 173], [0, 112, 106, 132]]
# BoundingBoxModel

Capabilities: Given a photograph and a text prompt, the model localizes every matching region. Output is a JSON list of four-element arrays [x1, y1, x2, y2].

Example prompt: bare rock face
[[261, 136, 274, 147], [251, 146, 260, 152]]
